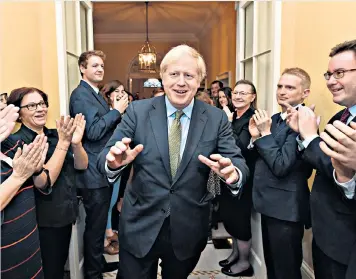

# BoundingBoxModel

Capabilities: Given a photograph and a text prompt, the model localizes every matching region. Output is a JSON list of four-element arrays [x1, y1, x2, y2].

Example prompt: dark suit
[[97, 96, 249, 278], [253, 112, 312, 279], [70, 80, 122, 278], [302, 109, 356, 279]]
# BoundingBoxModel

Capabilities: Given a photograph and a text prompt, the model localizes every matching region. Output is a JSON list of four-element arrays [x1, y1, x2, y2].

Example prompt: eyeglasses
[[323, 69, 356, 80], [232, 91, 252, 96], [20, 101, 48, 111]]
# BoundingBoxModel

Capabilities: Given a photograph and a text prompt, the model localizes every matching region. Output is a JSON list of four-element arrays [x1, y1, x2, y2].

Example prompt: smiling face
[[232, 84, 256, 112], [218, 90, 228, 107], [80, 55, 104, 87], [162, 53, 200, 110], [327, 50, 356, 107], [19, 91, 48, 131], [109, 85, 125, 104], [276, 74, 309, 109]]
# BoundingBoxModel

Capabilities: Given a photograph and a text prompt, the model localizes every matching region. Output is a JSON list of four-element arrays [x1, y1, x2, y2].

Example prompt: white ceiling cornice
[[95, 33, 199, 43]]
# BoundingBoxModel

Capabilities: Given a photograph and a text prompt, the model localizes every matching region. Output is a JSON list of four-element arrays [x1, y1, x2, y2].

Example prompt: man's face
[[80, 56, 104, 86], [327, 51, 356, 108], [277, 74, 308, 109], [211, 83, 220, 98], [162, 54, 200, 110]]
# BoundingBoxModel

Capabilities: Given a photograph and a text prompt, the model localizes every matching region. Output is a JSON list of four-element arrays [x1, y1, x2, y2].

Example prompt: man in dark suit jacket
[[97, 45, 249, 279], [249, 68, 313, 279], [287, 40, 356, 279], [69, 50, 128, 279]]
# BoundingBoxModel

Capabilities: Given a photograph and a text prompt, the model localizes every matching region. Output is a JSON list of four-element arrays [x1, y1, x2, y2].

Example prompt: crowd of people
[[1, 39, 356, 279]]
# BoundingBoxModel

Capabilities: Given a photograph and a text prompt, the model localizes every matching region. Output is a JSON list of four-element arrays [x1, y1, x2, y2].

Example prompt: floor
[[103, 242, 256, 279]]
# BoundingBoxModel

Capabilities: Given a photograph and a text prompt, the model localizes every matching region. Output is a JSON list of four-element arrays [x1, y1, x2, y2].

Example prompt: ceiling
[[93, 1, 230, 42]]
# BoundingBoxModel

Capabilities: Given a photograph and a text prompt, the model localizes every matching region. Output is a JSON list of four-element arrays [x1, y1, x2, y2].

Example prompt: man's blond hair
[[160, 45, 206, 83], [281, 67, 311, 90]]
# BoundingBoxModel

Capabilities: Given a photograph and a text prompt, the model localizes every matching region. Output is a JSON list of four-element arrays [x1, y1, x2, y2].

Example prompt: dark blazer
[[304, 109, 356, 268], [253, 112, 312, 225], [69, 80, 121, 189], [97, 96, 249, 260]]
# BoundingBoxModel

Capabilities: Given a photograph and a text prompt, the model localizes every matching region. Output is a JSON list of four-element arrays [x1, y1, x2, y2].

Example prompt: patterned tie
[[340, 108, 351, 124], [169, 110, 184, 178]]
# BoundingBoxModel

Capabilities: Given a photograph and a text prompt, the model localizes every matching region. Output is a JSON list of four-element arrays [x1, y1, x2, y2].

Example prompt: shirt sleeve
[[220, 167, 243, 195], [333, 169, 356, 199], [296, 135, 319, 151], [105, 162, 128, 183]]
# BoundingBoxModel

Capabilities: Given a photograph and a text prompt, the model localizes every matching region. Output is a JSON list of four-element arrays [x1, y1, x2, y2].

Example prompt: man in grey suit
[[97, 45, 249, 279]]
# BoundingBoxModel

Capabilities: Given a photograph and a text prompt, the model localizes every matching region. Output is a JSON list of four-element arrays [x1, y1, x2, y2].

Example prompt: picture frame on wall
[[216, 71, 232, 88]]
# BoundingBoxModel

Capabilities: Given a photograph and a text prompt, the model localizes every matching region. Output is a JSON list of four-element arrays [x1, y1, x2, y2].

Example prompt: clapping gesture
[[0, 104, 19, 142], [253, 109, 272, 136], [71, 114, 86, 146], [12, 135, 49, 181], [56, 115, 76, 148]]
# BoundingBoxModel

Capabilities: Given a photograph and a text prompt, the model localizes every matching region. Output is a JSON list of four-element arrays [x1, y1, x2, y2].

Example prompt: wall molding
[[95, 33, 199, 43]]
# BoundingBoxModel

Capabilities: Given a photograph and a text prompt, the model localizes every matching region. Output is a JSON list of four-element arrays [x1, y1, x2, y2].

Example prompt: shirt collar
[[82, 79, 99, 94], [165, 96, 194, 119], [348, 105, 356, 118], [280, 103, 303, 120]]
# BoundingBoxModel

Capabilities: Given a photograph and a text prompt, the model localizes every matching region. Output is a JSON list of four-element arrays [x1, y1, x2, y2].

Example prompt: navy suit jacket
[[304, 109, 356, 272], [97, 96, 249, 260], [253, 113, 312, 225], [69, 80, 121, 189]]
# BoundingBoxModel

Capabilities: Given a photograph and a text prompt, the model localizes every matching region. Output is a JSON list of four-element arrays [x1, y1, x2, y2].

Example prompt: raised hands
[[320, 120, 356, 174], [198, 154, 239, 185], [222, 106, 234, 122], [71, 113, 86, 146], [12, 134, 49, 181], [253, 109, 272, 136], [248, 117, 260, 140], [106, 137, 144, 169], [0, 104, 20, 142], [113, 93, 129, 114]]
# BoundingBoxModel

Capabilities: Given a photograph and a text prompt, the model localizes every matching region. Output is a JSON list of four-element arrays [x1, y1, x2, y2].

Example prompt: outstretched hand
[[106, 137, 144, 169], [0, 104, 20, 142], [198, 154, 239, 185]]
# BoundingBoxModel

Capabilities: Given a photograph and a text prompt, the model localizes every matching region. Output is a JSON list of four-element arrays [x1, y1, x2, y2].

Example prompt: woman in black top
[[1, 104, 49, 279], [219, 80, 258, 277], [7, 87, 88, 279]]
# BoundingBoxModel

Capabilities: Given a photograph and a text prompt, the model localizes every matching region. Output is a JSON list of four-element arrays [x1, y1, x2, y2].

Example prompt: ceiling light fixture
[[138, 1, 157, 72]]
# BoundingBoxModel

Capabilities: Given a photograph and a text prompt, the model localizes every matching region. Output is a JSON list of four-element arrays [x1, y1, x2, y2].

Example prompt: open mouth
[[174, 89, 188, 94]]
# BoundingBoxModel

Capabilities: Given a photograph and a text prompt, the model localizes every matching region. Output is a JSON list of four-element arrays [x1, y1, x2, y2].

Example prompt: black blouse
[[12, 125, 78, 227], [1, 137, 44, 279]]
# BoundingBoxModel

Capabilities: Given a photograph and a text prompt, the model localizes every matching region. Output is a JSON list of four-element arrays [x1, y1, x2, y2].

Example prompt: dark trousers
[[118, 217, 201, 279], [38, 224, 72, 279], [79, 187, 112, 279], [261, 215, 304, 279], [313, 239, 347, 279]]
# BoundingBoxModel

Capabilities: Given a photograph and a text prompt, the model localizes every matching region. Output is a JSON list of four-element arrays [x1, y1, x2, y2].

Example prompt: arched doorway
[[126, 53, 163, 99]]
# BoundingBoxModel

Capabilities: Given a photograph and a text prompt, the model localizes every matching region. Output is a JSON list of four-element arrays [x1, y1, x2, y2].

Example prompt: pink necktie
[[340, 108, 351, 124]]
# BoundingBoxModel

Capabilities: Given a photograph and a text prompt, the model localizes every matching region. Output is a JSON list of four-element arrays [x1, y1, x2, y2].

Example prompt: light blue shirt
[[165, 96, 194, 159]]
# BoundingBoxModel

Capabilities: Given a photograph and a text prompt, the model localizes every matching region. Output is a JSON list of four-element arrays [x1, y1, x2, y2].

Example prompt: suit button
[[170, 189, 174, 194], [161, 209, 166, 213]]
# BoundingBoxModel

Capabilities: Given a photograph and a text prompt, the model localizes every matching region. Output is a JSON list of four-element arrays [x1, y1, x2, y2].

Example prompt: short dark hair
[[211, 80, 223, 88], [234, 79, 257, 109], [7, 87, 48, 122], [78, 50, 106, 77], [99, 80, 123, 106], [329, 39, 356, 58]]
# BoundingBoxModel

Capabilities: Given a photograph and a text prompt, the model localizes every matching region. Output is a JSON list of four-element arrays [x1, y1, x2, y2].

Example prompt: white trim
[[75, 1, 82, 54], [55, 1, 69, 115], [271, 0, 282, 114], [85, 2, 94, 49], [94, 33, 199, 43], [238, 4, 245, 80], [252, 2, 258, 86]]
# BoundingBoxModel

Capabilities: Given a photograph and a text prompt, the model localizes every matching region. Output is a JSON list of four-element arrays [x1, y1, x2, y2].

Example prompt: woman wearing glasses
[[219, 80, 257, 277], [7, 87, 88, 279]]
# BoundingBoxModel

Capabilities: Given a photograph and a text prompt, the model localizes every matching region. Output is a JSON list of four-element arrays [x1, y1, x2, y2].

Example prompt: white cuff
[[219, 167, 243, 194], [105, 161, 127, 183], [247, 138, 255, 150], [333, 169, 356, 199], [296, 135, 319, 151]]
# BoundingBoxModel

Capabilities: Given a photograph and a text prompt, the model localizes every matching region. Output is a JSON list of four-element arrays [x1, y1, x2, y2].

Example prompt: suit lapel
[[149, 97, 171, 179], [80, 80, 108, 111], [173, 101, 208, 185]]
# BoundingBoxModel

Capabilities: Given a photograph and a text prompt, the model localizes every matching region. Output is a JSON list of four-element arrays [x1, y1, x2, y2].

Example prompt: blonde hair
[[281, 67, 311, 90], [160, 45, 206, 82]]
